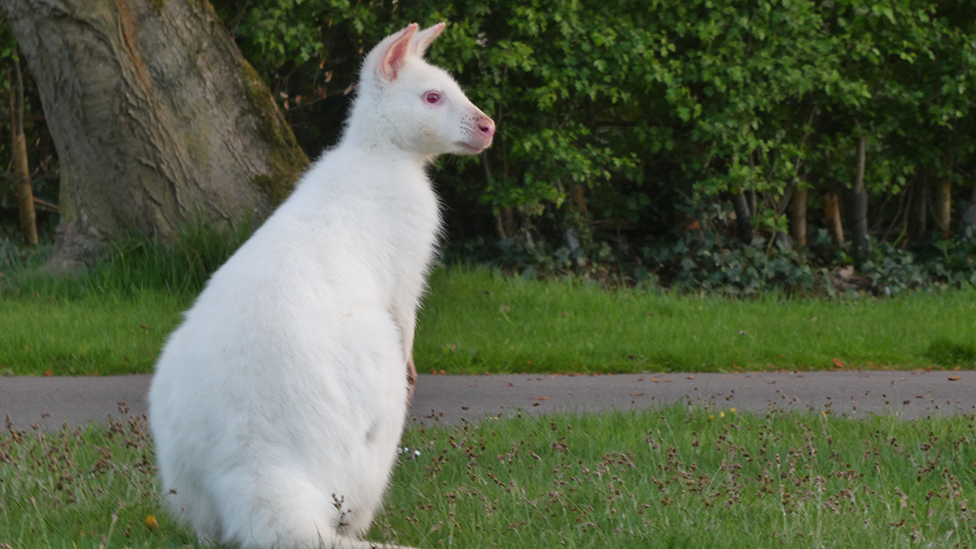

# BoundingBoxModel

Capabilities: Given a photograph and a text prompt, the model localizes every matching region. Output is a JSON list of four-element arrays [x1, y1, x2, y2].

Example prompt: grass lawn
[[0, 290, 188, 376], [2, 267, 975, 376], [2, 406, 974, 548], [417, 268, 976, 374]]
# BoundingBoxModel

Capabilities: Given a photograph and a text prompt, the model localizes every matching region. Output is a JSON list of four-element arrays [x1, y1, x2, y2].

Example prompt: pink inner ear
[[381, 24, 418, 81]]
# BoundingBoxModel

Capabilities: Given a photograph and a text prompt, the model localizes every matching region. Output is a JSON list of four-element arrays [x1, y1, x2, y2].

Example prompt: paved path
[[3, 370, 975, 430]]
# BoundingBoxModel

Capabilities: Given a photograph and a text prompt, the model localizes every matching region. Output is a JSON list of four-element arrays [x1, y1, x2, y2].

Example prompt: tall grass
[[2, 407, 974, 548], [2, 220, 253, 300]]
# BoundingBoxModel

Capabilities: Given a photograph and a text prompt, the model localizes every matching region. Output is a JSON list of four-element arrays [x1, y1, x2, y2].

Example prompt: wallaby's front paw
[[406, 358, 417, 405]]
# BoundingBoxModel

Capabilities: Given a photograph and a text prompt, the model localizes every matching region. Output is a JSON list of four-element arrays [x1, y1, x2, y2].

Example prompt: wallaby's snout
[[461, 110, 494, 154], [475, 113, 495, 149]]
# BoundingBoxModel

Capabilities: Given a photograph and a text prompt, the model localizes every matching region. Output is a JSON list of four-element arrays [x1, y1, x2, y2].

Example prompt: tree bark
[[2, 0, 308, 271], [907, 172, 928, 242], [9, 60, 37, 245], [933, 177, 951, 239], [824, 191, 844, 245], [960, 182, 976, 235], [570, 183, 588, 213], [496, 206, 517, 239], [822, 151, 844, 246], [790, 183, 807, 248], [731, 183, 753, 245], [851, 135, 868, 265]]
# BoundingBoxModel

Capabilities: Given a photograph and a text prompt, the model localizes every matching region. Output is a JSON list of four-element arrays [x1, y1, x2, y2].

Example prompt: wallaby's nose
[[477, 115, 496, 141]]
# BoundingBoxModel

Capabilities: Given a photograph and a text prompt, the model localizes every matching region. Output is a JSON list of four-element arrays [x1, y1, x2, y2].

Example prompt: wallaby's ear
[[380, 23, 419, 82], [410, 22, 447, 58]]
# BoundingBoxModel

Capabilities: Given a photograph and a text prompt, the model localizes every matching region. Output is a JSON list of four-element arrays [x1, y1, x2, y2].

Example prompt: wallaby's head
[[347, 23, 495, 158]]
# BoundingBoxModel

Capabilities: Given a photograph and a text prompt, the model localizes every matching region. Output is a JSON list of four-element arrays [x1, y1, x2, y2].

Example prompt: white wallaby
[[148, 22, 494, 549]]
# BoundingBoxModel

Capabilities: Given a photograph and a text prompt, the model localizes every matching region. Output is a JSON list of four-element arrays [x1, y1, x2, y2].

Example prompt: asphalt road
[[3, 370, 975, 430]]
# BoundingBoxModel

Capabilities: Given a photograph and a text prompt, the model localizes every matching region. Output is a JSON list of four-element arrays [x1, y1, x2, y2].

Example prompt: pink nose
[[477, 115, 495, 141]]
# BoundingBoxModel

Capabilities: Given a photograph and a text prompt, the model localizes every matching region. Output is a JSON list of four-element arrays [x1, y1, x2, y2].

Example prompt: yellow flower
[[145, 515, 159, 531]]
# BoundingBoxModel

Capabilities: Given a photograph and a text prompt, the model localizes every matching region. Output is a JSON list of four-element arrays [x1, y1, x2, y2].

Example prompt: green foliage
[[201, 0, 976, 284], [216, 0, 378, 78], [443, 206, 976, 298], [0, 234, 51, 269], [641, 232, 817, 296], [858, 233, 976, 294]]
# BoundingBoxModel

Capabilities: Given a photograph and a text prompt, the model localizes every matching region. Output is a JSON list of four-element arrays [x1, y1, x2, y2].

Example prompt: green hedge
[[216, 0, 975, 245]]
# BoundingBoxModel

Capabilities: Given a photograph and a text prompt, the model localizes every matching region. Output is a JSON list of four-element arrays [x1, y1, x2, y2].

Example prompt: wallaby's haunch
[[148, 23, 493, 549]]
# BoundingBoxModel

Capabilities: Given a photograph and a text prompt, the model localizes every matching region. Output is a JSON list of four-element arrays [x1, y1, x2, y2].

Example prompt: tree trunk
[[790, 183, 807, 247], [824, 191, 844, 245], [564, 183, 588, 254], [2, 0, 309, 271], [960, 182, 976, 236], [851, 136, 868, 265], [821, 150, 844, 246], [908, 172, 928, 242], [933, 177, 951, 239], [731, 184, 753, 244], [9, 60, 37, 245], [496, 206, 517, 239]]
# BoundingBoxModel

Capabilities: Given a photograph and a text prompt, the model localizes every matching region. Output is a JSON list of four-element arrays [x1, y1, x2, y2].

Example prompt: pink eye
[[424, 91, 441, 104]]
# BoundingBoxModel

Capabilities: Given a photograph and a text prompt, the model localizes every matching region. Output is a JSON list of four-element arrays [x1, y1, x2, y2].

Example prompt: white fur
[[148, 22, 493, 549]]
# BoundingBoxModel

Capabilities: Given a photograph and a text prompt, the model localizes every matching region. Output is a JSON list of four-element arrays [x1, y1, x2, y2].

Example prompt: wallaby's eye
[[424, 91, 442, 105]]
